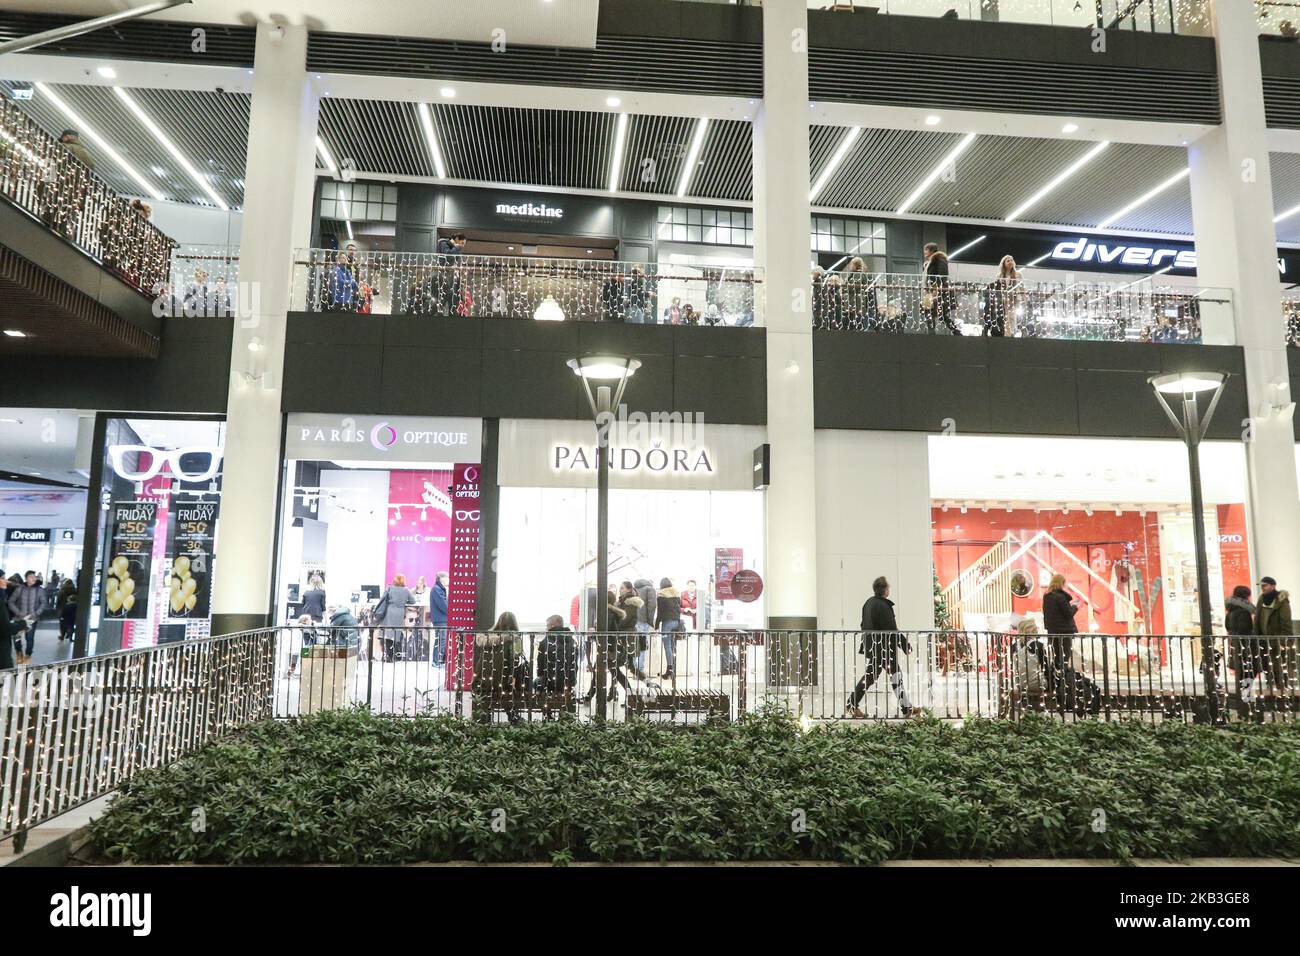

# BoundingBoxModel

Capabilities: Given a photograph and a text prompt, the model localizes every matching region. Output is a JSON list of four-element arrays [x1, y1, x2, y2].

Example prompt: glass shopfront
[[928, 435, 1252, 637], [89, 416, 226, 652], [275, 414, 482, 634], [495, 418, 768, 641]]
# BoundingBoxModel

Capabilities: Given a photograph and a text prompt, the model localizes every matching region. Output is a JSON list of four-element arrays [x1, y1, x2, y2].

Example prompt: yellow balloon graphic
[[106, 576, 120, 594], [183, 578, 197, 597], [120, 576, 136, 596], [112, 555, 129, 577], [171, 594, 185, 614], [122, 593, 135, 612], [183, 593, 197, 611], [106, 591, 123, 613], [174, 555, 190, 575]]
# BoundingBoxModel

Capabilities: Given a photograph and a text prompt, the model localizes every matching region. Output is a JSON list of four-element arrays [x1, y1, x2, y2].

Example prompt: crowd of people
[[0, 568, 79, 668]]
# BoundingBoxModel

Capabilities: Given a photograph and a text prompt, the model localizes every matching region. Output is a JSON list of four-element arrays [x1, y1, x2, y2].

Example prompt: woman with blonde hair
[[1042, 573, 1080, 709], [985, 255, 1023, 337]]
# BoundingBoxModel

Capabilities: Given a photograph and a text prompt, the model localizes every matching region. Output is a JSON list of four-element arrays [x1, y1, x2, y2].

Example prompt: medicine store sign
[[285, 414, 482, 465]]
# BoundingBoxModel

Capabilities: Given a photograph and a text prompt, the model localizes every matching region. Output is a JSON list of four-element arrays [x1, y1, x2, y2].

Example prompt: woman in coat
[[843, 257, 878, 331], [472, 612, 524, 724], [1226, 585, 1266, 718], [655, 577, 683, 680], [1041, 573, 1079, 705], [376, 573, 414, 662]]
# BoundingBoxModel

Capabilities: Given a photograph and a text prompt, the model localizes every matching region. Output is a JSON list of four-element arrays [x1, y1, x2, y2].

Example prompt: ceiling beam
[[0, 51, 253, 93], [811, 101, 1210, 149]]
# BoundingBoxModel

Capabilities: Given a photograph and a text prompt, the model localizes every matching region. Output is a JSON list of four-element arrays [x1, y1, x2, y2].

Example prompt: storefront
[[928, 435, 1253, 637], [494, 418, 768, 638], [87, 415, 227, 652], [275, 414, 483, 632]]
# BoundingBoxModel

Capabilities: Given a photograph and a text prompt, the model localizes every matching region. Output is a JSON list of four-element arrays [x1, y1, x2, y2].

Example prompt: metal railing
[[0, 629, 276, 851], [4, 625, 1294, 848], [291, 249, 764, 326], [150, 243, 243, 319], [812, 272, 1234, 343], [1257, 0, 1300, 36], [1284, 294, 1300, 348], [0, 99, 176, 299]]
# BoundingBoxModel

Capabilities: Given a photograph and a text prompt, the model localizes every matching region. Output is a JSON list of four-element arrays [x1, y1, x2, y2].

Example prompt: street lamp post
[[567, 355, 641, 720], [1149, 371, 1228, 724]]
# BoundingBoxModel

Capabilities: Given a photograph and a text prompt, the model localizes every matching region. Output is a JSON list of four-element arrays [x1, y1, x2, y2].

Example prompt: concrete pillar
[[1189, 0, 1300, 594], [211, 22, 319, 634], [754, 0, 817, 628]]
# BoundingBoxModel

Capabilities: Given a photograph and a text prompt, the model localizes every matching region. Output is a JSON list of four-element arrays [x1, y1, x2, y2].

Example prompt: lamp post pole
[[594, 384, 611, 721], [1150, 372, 1227, 725]]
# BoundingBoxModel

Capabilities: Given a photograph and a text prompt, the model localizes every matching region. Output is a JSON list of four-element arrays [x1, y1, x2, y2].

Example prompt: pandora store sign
[[499, 419, 764, 491]]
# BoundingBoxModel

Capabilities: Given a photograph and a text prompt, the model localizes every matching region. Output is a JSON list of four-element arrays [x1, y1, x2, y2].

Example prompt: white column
[[211, 22, 319, 633], [1189, 0, 1300, 593], [754, 0, 817, 627]]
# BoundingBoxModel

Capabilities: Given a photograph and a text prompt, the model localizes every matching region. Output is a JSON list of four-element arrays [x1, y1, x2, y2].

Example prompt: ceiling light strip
[[1096, 167, 1189, 230], [416, 102, 448, 179], [896, 132, 976, 216], [948, 234, 986, 261], [314, 135, 339, 175], [34, 82, 164, 200], [1005, 140, 1110, 223], [675, 117, 710, 198], [809, 126, 861, 202], [608, 112, 629, 193], [113, 87, 227, 210]]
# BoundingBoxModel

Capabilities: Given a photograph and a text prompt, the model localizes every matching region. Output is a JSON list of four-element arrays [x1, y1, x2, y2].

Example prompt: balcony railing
[[0, 99, 176, 299], [1284, 293, 1300, 348], [151, 243, 242, 319], [291, 249, 765, 326], [813, 272, 1235, 344]]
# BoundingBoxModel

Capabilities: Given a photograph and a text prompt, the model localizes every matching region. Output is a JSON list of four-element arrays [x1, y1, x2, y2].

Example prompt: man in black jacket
[[846, 576, 913, 718], [536, 615, 578, 718], [0, 572, 17, 669]]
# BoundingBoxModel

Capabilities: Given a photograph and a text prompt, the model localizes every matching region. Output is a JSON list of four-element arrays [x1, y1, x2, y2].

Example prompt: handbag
[[373, 592, 390, 622], [920, 292, 935, 311]]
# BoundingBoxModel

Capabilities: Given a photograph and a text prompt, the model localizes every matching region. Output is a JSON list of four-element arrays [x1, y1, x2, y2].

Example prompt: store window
[[91, 416, 226, 652], [495, 419, 768, 640], [276, 413, 482, 635], [928, 435, 1252, 637], [657, 205, 754, 247], [811, 215, 888, 256], [320, 182, 398, 223]]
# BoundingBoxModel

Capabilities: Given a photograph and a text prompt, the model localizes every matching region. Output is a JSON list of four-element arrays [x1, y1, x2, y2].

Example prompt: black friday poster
[[103, 501, 158, 619], [167, 500, 218, 618]]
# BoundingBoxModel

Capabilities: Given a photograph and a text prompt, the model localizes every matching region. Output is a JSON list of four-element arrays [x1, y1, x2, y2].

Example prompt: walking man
[[846, 576, 914, 718], [7, 570, 46, 664], [1255, 576, 1294, 693]]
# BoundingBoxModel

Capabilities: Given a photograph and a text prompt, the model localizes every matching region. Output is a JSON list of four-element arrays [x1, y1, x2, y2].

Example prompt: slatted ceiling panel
[[0, 12, 256, 67], [808, 124, 842, 183], [617, 113, 693, 194], [815, 127, 962, 210], [1026, 142, 1189, 232], [318, 99, 430, 178], [808, 47, 1220, 125], [1273, 154, 1300, 246], [1107, 178, 1194, 236], [687, 119, 752, 201], [130, 88, 250, 204], [914, 136, 1088, 220], [1264, 75, 1300, 130]]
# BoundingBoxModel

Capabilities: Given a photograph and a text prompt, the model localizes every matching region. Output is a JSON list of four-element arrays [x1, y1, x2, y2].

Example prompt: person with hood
[[535, 614, 578, 718], [922, 242, 961, 335], [430, 571, 449, 666], [7, 570, 47, 664], [846, 576, 913, 718], [328, 603, 360, 646], [655, 577, 684, 680], [1255, 576, 1293, 692], [1226, 585, 1266, 719]]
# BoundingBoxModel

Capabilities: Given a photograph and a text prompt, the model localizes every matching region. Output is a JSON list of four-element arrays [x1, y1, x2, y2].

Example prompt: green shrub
[[88, 709, 1300, 865]]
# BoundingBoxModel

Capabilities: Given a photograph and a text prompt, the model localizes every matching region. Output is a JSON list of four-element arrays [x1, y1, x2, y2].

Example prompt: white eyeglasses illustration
[[108, 445, 224, 483], [454, 509, 481, 521]]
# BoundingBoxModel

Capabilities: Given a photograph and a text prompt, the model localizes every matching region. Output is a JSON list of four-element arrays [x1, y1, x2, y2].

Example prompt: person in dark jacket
[[846, 576, 913, 718], [429, 571, 449, 665], [7, 570, 47, 663], [632, 577, 656, 671], [328, 604, 360, 646], [1042, 573, 1081, 707], [1226, 585, 1266, 719], [0, 573, 19, 670], [654, 577, 683, 680], [56, 577, 77, 641], [472, 612, 524, 724], [300, 575, 327, 623], [435, 232, 466, 314], [625, 266, 650, 323], [327, 252, 359, 311], [535, 614, 578, 718], [1255, 576, 1293, 691], [922, 243, 961, 335]]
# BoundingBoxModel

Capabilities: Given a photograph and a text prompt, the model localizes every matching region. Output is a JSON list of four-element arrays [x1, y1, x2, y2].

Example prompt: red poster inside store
[[444, 463, 481, 690]]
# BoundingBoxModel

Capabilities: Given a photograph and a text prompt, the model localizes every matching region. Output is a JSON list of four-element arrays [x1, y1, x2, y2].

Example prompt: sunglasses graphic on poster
[[103, 501, 158, 618], [167, 500, 219, 618]]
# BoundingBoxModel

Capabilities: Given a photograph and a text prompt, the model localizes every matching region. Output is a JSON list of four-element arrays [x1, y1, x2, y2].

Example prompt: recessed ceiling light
[[925, 115, 941, 126], [1062, 123, 1079, 134], [587, 249, 593, 254], [439, 87, 456, 98], [96, 66, 116, 79], [4, 329, 27, 337], [606, 96, 621, 108]]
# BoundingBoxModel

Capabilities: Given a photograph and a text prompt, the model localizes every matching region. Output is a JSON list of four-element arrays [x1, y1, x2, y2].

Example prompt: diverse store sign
[[5, 528, 50, 543], [1047, 238, 1198, 271], [285, 414, 482, 465]]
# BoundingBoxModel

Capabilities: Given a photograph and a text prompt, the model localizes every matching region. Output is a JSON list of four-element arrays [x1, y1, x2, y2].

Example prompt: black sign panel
[[441, 187, 616, 238], [5, 528, 50, 543]]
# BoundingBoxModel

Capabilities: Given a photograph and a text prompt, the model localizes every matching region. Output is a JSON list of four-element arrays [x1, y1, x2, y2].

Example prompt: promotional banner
[[103, 501, 158, 620], [445, 463, 482, 690], [715, 547, 743, 601], [384, 470, 454, 591], [166, 499, 219, 619]]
